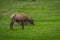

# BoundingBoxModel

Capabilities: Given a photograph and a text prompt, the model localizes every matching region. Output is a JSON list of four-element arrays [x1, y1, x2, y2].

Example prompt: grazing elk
[[10, 13, 34, 30]]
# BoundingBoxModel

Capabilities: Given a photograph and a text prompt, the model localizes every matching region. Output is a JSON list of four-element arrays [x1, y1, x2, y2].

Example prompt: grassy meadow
[[0, 0, 60, 40]]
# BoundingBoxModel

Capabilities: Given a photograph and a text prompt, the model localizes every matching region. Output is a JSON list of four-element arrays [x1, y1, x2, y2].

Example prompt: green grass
[[0, 0, 60, 40]]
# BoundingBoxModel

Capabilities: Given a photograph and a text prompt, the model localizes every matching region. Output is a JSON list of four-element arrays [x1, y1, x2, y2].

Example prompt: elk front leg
[[21, 20, 24, 30]]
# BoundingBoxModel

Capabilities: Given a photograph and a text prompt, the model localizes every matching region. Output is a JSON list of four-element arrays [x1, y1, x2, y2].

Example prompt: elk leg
[[21, 20, 24, 30], [10, 21, 14, 30]]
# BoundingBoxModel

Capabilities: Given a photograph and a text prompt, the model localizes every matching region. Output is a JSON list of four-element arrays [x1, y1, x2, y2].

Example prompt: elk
[[10, 13, 34, 30]]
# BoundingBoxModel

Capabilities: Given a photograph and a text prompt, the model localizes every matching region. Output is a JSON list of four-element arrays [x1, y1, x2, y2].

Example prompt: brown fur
[[10, 13, 34, 30]]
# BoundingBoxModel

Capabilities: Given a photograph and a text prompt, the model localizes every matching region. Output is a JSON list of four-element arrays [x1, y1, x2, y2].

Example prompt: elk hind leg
[[10, 21, 14, 30]]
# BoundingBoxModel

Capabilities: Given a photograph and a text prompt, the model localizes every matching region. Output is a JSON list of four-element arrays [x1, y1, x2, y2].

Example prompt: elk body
[[10, 13, 34, 30]]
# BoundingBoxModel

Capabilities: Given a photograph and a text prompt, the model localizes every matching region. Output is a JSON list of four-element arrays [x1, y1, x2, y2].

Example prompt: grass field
[[0, 0, 60, 40]]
